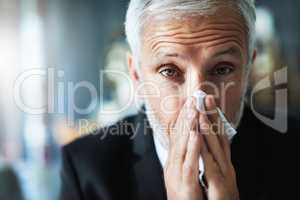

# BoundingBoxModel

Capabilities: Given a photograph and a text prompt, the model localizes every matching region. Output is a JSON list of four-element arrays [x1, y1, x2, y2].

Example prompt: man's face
[[130, 8, 252, 133]]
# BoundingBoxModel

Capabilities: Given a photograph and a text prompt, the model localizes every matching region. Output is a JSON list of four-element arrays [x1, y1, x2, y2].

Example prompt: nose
[[185, 68, 208, 97]]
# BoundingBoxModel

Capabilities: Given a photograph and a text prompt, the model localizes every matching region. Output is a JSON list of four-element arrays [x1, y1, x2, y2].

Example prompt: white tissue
[[193, 90, 207, 112], [192, 90, 237, 139]]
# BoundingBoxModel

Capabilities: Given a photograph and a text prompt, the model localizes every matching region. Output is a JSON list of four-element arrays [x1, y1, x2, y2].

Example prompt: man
[[60, 0, 297, 199]]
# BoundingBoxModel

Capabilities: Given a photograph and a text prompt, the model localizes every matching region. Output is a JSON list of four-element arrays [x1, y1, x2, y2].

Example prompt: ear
[[127, 52, 140, 87]]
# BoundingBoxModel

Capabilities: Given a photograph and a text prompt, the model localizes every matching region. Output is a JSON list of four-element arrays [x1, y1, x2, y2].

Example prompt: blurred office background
[[0, 0, 299, 199]]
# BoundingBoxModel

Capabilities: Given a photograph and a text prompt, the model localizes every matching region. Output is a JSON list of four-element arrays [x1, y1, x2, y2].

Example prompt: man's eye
[[159, 67, 180, 78], [212, 64, 235, 76]]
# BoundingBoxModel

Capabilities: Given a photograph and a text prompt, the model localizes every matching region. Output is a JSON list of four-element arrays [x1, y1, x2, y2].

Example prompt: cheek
[[140, 75, 184, 127], [215, 70, 247, 120], [221, 80, 244, 123], [159, 88, 181, 116], [153, 87, 183, 125]]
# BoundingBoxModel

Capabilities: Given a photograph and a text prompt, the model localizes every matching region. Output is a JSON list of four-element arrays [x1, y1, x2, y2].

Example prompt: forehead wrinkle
[[152, 45, 183, 59], [143, 14, 248, 50], [150, 39, 246, 66], [144, 14, 247, 38], [205, 41, 246, 62], [148, 28, 244, 46], [212, 46, 242, 58], [143, 13, 249, 63], [145, 23, 247, 55], [144, 23, 182, 34], [146, 22, 246, 43], [150, 35, 245, 54], [204, 37, 245, 49], [149, 31, 244, 48]]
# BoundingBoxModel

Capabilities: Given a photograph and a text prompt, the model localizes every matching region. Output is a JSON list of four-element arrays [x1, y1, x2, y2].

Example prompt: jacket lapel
[[128, 111, 167, 200]]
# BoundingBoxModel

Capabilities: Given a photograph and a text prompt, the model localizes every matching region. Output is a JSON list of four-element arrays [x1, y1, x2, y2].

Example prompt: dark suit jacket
[[59, 106, 299, 200]]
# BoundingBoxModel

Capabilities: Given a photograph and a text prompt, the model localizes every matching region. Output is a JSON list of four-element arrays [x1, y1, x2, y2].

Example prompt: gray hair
[[125, 0, 256, 66]]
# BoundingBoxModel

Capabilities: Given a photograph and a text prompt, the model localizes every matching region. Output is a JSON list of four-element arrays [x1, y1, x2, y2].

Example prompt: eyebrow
[[212, 46, 242, 59]]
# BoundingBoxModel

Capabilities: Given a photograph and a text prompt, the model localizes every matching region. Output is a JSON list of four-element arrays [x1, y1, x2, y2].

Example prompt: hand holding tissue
[[153, 90, 237, 187], [192, 90, 237, 186]]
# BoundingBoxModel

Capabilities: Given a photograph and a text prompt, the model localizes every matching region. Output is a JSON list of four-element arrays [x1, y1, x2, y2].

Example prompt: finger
[[182, 130, 202, 184], [200, 137, 222, 184], [219, 129, 231, 161], [199, 108, 227, 174], [205, 95, 226, 142], [169, 97, 198, 167], [204, 95, 219, 125], [206, 96, 232, 162], [171, 97, 195, 142]]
